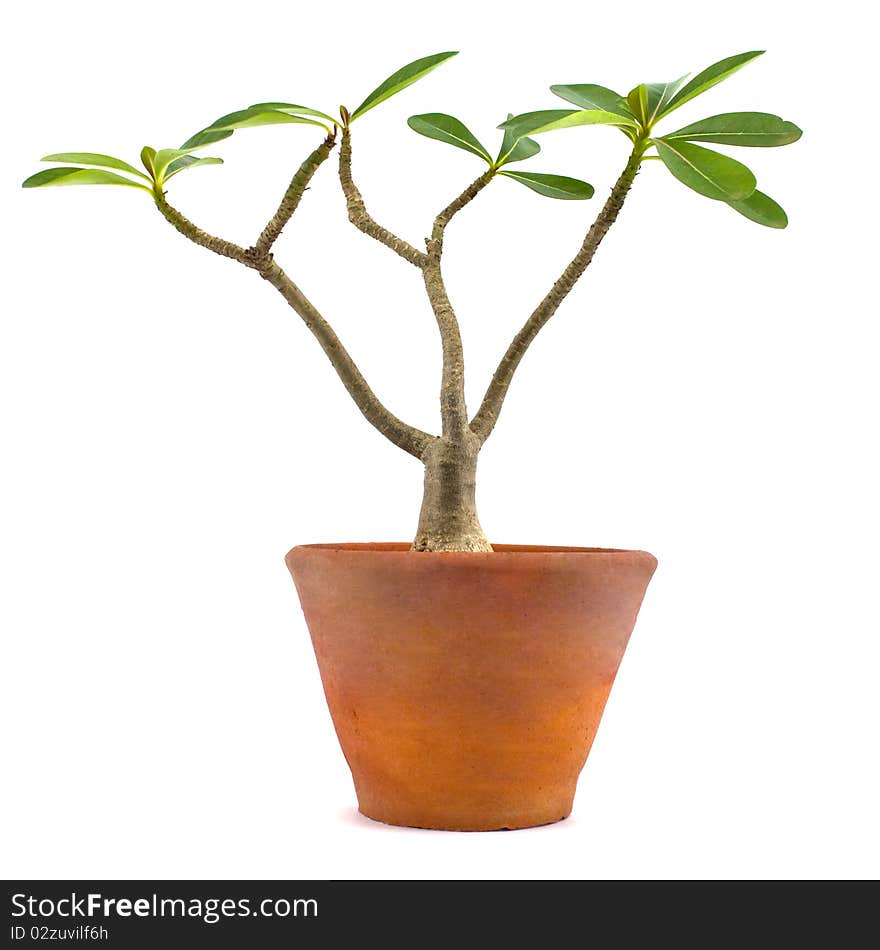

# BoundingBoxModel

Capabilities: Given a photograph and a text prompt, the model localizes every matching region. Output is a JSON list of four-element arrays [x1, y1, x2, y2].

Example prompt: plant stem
[[423, 171, 494, 440], [155, 134, 641, 552], [469, 148, 643, 445], [411, 170, 496, 551], [338, 129, 427, 266], [428, 168, 494, 258], [155, 195, 249, 263], [412, 430, 491, 552], [253, 257, 432, 458], [254, 135, 336, 256], [154, 166, 431, 460], [422, 263, 469, 439]]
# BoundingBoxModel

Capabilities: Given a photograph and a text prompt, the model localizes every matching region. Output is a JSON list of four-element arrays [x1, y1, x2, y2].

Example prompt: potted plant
[[23, 50, 801, 831]]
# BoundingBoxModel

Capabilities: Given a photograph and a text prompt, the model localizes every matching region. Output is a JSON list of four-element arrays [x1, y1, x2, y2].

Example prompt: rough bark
[[155, 196, 249, 263], [412, 432, 491, 552], [154, 133, 643, 553], [422, 172, 493, 439], [469, 149, 642, 445], [253, 256, 432, 458], [422, 261, 469, 439], [408, 171, 498, 550], [338, 129, 426, 267], [254, 135, 336, 256], [153, 152, 431, 460], [428, 169, 494, 257]]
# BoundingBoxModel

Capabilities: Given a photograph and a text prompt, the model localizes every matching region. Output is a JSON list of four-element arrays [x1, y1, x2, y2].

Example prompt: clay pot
[[286, 543, 657, 831]]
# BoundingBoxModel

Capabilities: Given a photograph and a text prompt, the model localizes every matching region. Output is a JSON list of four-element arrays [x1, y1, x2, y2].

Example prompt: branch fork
[[154, 126, 643, 548]]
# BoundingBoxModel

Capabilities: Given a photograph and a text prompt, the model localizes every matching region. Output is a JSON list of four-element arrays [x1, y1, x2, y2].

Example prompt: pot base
[[287, 543, 656, 832], [358, 807, 570, 833]]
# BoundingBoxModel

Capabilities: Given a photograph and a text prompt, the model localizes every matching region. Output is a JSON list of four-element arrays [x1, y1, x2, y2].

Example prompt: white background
[[2, 0, 878, 880]]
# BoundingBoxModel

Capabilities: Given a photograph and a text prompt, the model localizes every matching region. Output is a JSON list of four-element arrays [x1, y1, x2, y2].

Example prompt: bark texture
[[155, 196, 249, 263], [152, 131, 643, 553], [423, 173, 493, 439], [254, 256, 431, 458], [254, 135, 335, 256], [338, 129, 426, 267], [469, 150, 642, 444], [422, 262, 468, 439], [411, 171, 496, 550], [153, 140, 430, 460], [413, 432, 491, 552]]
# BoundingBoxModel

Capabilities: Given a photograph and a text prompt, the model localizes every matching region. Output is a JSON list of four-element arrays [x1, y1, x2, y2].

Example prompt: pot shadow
[[339, 807, 575, 835]]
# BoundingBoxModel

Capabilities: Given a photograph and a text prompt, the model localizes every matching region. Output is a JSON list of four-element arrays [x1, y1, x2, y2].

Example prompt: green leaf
[[661, 51, 765, 118], [664, 112, 802, 147], [163, 155, 224, 181], [350, 51, 458, 121], [151, 147, 199, 182], [206, 107, 329, 133], [655, 139, 756, 201], [643, 77, 689, 126], [22, 167, 151, 192], [180, 128, 234, 149], [499, 170, 594, 200], [500, 108, 637, 137], [140, 146, 157, 178], [550, 84, 634, 119], [626, 78, 688, 127], [407, 113, 492, 163], [496, 114, 540, 166], [248, 102, 336, 122], [727, 189, 788, 228], [626, 85, 648, 125], [41, 152, 151, 182], [180, 103, 334, 153]]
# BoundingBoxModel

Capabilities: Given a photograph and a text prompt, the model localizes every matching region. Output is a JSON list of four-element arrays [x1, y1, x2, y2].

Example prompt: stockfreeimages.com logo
[[11, 892, 318, 925]]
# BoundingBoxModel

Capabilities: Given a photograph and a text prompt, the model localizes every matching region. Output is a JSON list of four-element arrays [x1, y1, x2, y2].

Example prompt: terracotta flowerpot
[[286, 543, 657, 831]]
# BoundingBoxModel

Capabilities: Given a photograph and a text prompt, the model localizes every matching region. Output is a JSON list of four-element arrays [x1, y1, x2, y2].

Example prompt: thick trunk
[[412, 432, 492, 552]]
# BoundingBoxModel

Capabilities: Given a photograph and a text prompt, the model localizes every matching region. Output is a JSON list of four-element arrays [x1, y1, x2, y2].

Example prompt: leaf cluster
[[23, 49, 801, 225], [501, 51, 802, 226]]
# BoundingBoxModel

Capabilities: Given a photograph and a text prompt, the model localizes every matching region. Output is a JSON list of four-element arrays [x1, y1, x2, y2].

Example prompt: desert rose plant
[[23, 51, 801, 552]]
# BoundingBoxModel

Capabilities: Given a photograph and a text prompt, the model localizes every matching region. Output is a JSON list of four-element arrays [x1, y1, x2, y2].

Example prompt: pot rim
[[286, 541, 657, 563]]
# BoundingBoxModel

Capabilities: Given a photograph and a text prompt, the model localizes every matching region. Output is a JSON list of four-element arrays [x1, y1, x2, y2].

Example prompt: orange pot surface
[[286, 543, 657, 831]]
